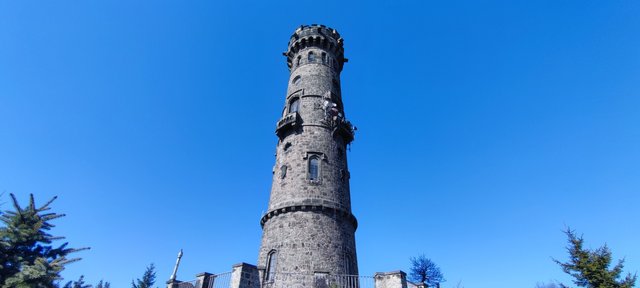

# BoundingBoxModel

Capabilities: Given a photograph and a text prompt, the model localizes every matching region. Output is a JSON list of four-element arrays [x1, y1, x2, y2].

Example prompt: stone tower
[[257, 24, 358, 286]]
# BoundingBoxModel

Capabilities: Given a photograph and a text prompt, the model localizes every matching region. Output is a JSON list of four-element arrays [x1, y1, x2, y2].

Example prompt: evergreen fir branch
[[0, 193, 88, 287], [37, 195, 57, 212]]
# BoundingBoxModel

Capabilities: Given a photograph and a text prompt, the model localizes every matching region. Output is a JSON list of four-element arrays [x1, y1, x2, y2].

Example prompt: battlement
[[289, 24, 342, 44], [284, 24, 346, 71]]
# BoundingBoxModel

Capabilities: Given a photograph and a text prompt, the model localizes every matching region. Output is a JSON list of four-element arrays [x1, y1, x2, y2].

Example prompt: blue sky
[[1, 1, 639, 287]]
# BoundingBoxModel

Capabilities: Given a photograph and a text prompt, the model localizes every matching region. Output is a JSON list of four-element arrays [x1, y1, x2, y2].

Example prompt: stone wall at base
[[374, 271, 409, 288], [171, 267, 413, 288], [230, 263, 260, 288]]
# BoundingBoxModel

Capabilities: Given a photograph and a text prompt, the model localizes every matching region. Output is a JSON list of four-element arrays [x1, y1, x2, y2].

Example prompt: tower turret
[[257, 24, 358, 286]]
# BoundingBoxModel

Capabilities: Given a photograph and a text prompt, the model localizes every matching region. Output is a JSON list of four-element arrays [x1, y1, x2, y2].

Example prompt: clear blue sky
[[1, 1, 639, 287]]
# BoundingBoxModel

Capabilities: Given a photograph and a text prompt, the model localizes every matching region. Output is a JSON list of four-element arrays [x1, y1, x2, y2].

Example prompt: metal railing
[[176, 280, 199, 288], [208, 271, 232, 288], [262, 272, 374, 288]]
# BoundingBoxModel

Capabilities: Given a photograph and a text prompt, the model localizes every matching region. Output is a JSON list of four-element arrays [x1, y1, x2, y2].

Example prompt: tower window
[[296, 56, 301, 66], [280, 165, 288, 179], [308, 51, 316, 63], [265, 250, 278, 282], [309, 156, 320, 181], [289, 98, 300, 113], [321, 52, 327, 64], [292, 75, 301, 85]]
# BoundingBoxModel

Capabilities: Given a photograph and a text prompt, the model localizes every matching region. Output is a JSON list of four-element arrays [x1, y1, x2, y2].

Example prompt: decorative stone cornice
[[260, 204, 358, 230]]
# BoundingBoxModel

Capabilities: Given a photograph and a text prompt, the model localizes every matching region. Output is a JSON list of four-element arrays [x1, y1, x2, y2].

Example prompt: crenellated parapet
[[283, 24, 347, 72]]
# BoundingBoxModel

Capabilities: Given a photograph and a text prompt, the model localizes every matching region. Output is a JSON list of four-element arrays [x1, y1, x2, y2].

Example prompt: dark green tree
[[0, 193, 87, 288], [95, 280, 111, 288], [132, 263, 157, 288], [63, 275, 91, 288], [62, 276, 111, 288], [409, 255, 445, 287], [554, 229, 637, 288]]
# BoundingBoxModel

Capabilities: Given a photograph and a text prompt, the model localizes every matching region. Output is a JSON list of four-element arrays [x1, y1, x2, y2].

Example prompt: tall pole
[[169, 249, 183, 282]]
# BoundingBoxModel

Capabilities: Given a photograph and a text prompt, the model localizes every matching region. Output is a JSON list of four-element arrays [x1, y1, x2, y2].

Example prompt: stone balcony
[[275, 112, 300, 139]]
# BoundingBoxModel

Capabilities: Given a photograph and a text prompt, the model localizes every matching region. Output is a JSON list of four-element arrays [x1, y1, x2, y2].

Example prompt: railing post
[[166, 280, 180, 288], [374, 271, 408, 288], [195, 272, 213, 288], [256, 267, 265, 287], [230, 262, 260, 288], [314, 272, 330, 288]]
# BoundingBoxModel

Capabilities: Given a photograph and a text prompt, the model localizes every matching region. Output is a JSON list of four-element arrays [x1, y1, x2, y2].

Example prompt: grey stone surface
[[195, 272, 212, 288], [257, 24, 358, 285], [230, 263, 260, 288], [374, 271, 409, 288]]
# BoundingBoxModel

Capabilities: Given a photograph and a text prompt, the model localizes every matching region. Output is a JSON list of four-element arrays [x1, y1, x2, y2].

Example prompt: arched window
[[292, 75, 301, 85], [265, 250, 278, 282], [308, 51, 316, 63], [289, 98, 300, 113], [321, 52, 327, 64], [309, 156, 319, 181]]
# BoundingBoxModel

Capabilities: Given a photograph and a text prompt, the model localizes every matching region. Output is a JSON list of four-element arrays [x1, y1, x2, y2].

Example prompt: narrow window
[[266, 250, 277, 281], [289, 98, 300, 113], [309, 156, 319, 181], [280, 165, 288, 179], [321, 52, 327, 64], [308, 51, 315, 63], [296, 56, 301, 66], [292, 75, 301, 85]]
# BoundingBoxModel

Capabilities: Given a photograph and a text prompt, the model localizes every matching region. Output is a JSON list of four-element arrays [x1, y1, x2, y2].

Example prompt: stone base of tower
[[258, 209, 358, 277], [168, 267, 423, 288]]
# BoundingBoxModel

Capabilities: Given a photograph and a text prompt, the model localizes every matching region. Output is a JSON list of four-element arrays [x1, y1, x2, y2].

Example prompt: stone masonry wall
[[257, 25, 358, 286]]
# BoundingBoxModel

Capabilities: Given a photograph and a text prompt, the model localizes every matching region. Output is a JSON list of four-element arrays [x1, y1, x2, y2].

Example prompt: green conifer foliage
[[131, 264, 156, 288], [0, 193, 87, 288], [95, 280, 111, 288], [63, 275, 91, 288], [555, 229, 637, 288]]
